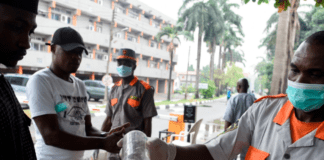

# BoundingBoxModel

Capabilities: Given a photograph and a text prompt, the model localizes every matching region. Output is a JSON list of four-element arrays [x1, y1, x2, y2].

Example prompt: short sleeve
[[247, 95, 255, 107], [80, 81, 91, 116], [205, 102, 257, 160], [223, 98, 235, 123], [141, 88, 157, 119], [26, 75, 56, 118], [105, 93, 112, 117]]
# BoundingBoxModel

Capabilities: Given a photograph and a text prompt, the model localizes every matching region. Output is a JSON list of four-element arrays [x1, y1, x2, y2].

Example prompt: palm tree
[[178, 1, 214, 99], [203, 0, 224, 81], [224, 49, 246, 66], [156, 23, 193, 101]]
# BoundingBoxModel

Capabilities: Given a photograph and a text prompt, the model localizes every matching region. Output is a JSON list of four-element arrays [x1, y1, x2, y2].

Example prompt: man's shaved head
[[236, 78, 249, 93], [305, 31, 324, 46], [289, 31, 324, 84]]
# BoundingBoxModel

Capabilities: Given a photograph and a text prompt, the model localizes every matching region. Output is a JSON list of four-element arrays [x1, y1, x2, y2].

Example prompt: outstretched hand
[[108, 122, 131, 135], [102, 127, 125, 153]]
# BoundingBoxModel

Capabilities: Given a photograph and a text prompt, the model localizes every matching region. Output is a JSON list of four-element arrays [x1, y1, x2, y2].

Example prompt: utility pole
[[185, 46, 190, 100], [104, 6, 116, 102]]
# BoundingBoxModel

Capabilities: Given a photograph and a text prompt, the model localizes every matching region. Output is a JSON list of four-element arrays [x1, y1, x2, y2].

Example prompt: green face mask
[[286, 80, 324, 112]]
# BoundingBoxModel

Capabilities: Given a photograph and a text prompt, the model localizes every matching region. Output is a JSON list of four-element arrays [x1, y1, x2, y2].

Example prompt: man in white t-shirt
[[26, 27, 129, 160]]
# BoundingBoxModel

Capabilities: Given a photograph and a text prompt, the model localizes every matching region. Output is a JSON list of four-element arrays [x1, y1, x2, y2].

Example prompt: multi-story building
[[176, 71, 197, 89], [0, 0, 178, 94]]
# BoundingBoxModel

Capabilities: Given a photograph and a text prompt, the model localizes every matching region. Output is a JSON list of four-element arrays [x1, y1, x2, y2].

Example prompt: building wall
[[13, 0, 179, 91]]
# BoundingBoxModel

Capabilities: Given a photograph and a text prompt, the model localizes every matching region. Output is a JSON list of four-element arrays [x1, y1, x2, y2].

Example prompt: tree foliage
[[255, 58, 274, 95], [244, 0, 324, 12], [223, 64, 245, 88], [188, 64, 195, 71], [256, 6, 324, 95], [199, 80, 217, 98]]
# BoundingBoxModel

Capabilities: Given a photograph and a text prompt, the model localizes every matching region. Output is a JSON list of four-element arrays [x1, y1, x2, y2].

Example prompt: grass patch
[[214, 119, 225, 125], [155, 94, 226, 106], [90, 110, 100, 114]]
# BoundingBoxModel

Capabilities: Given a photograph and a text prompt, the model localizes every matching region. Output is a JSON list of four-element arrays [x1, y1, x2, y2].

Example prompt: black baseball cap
[[45, 27, 88, 55]]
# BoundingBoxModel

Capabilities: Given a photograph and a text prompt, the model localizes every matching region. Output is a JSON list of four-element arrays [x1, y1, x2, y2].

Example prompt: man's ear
[[51, 45, 56, 54], [133, 62, 137, 71]]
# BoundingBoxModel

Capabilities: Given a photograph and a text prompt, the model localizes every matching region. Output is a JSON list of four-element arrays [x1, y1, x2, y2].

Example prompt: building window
[[51, 7, 72, 24], [89, 25, 95, 31], [151, 42, 155, 48], [99, 48, 108, 53], [31, 35, 45, 42], [96, 54, 103, 60], [116, 7, 125, 14], [67, 17, 71, 24], [52, 13, 60, 20], [97, 26, 102, 33], [30, 43, 46, 52], [66, 11, 72, 15], [130, 13, 138, 20], [114, 32, 122, 38], [153, 22, 159, 28], [98, 0, 103, 5], [53, 8, 60, 12]]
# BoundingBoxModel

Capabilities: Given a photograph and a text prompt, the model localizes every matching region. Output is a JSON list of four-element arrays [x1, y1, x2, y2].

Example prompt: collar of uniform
[[273, 100, 294, 126], [273, 100, 324, 140], [115, 76, 138, 86]]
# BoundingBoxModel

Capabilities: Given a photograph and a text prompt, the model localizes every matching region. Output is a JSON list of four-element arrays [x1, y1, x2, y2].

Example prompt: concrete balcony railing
[[45, 0, 178, 45], [35, 17, 178, 62], [18, 50, 176, 79], [35, 17, 110, 47]]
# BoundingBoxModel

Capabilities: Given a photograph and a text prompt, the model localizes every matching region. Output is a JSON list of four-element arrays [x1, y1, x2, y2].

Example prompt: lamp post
[[103, 6, 128, 102]]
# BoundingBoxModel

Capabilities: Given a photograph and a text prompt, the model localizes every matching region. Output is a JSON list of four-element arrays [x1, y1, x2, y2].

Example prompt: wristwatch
[[100, 132, 107, 137]]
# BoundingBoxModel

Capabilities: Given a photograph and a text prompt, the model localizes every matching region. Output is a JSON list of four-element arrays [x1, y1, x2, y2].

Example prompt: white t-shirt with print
[[26, 68, 90, 160]]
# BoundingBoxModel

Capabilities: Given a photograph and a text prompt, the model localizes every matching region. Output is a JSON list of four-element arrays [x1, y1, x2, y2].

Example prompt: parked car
[[83, 80, 112, 101], [4, 74, 31, 109]]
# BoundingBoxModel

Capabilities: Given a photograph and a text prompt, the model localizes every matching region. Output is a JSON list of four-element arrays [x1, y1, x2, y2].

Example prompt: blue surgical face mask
[[117, 65, 132, 77], [286, 80, 324, 112]]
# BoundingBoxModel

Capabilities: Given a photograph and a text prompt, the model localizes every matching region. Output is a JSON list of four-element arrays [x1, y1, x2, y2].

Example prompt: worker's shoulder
[[112, 80, 122, 88], [138, 80, 151, 90], [254, 93, 287, 103]]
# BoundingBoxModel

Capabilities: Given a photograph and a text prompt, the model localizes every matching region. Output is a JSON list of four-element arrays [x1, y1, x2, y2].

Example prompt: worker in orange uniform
[[101, 48, 158, 160]]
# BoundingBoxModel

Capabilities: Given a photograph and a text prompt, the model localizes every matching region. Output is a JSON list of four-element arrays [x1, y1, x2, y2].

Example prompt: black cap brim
[[60, 43, 88, 55], [45, 42, 88, 55]]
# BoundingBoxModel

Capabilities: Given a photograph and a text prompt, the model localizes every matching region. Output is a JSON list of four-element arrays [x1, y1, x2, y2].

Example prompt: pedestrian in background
[[227, 88, 231, 102], [0, 1, 38, 159], [223, 78, 255, 160], [101, 48, 158, 160], [26, 27, 129, 160]]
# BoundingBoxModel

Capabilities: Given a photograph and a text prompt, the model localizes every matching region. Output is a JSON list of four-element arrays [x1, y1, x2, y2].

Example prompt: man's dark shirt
[[0, 74, 36, 159]]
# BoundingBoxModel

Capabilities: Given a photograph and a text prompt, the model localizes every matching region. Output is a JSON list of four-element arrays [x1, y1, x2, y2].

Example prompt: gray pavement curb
[[156, 98, 220, 110]]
